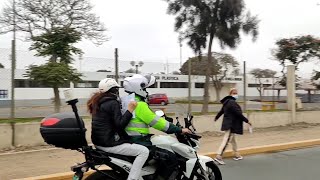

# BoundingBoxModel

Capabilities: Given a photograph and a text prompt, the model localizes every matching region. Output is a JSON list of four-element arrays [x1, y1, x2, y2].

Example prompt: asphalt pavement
[[219, 146, 320, 180], [0, 103, 262, 118], [0, 102, 320, 118]]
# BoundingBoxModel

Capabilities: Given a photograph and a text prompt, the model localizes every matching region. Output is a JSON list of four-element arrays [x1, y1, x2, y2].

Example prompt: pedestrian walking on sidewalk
[[214, 88, 252, 165]]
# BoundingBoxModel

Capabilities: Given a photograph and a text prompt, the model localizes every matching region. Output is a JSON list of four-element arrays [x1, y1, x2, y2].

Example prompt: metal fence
[[1, 48, 320, 119], [0, 48, 184, 118]]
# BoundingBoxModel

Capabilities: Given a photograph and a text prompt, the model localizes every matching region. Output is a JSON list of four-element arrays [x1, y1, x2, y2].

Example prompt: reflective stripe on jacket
[[125, 96, 170, 136]]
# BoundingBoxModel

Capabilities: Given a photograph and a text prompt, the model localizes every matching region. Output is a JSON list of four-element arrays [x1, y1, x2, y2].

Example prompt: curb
[[14, 168, 110, 180], [0, 148, 59, 156], [15, 172, 87, 180], [0, 143, 93, 156], [14, 139, 320, 180], [203, 138, 320, 159]]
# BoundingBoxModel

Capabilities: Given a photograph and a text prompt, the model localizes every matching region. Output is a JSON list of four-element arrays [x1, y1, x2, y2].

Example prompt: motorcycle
[[39, 91, 222, 180]]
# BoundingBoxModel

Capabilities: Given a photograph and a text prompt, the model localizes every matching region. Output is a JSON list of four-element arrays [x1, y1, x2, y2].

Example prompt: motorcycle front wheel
[[85, 170, 126, 180], [190, 161, 222, 180], [205, 161, 222, 180]]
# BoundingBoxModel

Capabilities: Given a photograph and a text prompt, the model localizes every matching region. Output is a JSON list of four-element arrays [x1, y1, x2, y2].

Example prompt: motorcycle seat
[[94, 149, 156, 168], [95, 149, 136, 163]]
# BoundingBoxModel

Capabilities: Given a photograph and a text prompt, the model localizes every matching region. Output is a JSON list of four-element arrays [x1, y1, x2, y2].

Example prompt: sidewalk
[[1, 122, 320, 180]]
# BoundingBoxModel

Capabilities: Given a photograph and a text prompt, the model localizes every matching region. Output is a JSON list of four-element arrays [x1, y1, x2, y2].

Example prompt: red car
[[148, 93, 169, 105]]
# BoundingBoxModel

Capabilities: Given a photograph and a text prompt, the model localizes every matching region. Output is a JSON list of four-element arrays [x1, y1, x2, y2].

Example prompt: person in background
[[87, 78, 149, 180], [214, 88, 252, 165]]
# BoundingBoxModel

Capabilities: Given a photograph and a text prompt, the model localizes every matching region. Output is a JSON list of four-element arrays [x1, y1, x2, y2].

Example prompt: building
[[0, 68, 284, 104]]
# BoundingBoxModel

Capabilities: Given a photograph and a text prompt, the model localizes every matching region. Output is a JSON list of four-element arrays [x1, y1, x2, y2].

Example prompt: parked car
[[148, 93, 169, 105]]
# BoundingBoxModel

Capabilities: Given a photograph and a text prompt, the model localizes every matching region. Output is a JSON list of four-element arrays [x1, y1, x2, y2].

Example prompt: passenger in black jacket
[[87, 78, 149, 180], [213, 88, 252, 165]]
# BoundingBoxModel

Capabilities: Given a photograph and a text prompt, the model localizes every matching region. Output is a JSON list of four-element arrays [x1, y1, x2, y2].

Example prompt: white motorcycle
[[40, 96, 222, 180]]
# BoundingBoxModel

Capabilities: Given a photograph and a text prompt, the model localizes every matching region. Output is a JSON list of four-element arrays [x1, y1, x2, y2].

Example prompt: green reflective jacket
[[125, 96, 181, 145]]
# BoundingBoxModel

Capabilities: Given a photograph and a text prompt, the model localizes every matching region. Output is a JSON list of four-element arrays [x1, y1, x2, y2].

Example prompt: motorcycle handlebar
[[186, 133, 202, 140]]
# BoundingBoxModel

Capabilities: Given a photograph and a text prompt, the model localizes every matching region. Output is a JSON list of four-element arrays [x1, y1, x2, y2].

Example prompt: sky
[[0, 0, 320, 78]]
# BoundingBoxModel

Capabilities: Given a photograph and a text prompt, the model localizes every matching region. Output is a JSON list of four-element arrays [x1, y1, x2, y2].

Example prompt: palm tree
[[164, 0, 259, 113]]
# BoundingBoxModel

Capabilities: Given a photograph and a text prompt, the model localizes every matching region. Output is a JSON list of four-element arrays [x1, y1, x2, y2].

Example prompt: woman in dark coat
[[88, 78, 149, 180], [214, 88, 252, 165]]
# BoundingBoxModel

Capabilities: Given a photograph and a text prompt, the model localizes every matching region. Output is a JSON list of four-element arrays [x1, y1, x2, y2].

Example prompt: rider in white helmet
[[88, 78, 149, 180], [122, 74, 156, 100], [123, 74, 190, 180]]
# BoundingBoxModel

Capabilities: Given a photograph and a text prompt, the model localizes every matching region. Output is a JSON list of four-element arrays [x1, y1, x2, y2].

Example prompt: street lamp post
[[10, 0, 17, 120], [188, 57, 191, 113], [179, 35, 183, 67], [272, 76, 275, 106], [130, 61, 144, 74]]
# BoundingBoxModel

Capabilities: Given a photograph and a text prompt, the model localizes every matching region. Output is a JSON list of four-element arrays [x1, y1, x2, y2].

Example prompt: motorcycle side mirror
[[155, 110, 165, 117]]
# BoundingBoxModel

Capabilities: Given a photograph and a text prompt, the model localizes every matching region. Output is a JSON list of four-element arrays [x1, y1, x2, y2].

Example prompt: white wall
[[0, 69, 289, 100], [14, 87, 205, 100], [0, 69, 11, 100], [1, 111, 320, 149], [0, 124, 12, 149]]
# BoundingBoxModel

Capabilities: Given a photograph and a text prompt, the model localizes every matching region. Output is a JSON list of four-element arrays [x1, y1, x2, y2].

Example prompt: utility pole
[[179, 36, 182, 67], [287, 65, 296, 123], [79, 54, 83, 72], [10, 0, 16, 119], [272, 75, 275, 107], [115, 48, 119, 83], [243, 61, 247, 112], [166, 58, 169, 74], [188, 58, 192, 113]]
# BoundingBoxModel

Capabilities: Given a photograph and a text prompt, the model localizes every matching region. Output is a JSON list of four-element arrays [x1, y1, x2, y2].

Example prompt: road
[[1, 102, 320, 118], [0, 103, 267, 118], [0, 123, 320, 179], [219, 147, 320, 180]]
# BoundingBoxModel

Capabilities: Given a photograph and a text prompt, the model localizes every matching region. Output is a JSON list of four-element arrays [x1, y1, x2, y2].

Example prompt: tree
[[180, 57, 212, 75], [250, 68, 277, 101], [180, 53, 239, 101], [25, 28, 82, 112], [0, 0, 106, 112], [25, 62, 81, 112], [30, 27, 82, 63], [97, 69, 112, 72], [0, 0, 106, 44], [164, 0, 259, 113], [0, 63, 4, 68], [172, 71, 181, 75], [130, 61, 144, 74], [312, 71, 320, 89], [273, 35, 320, 86]]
